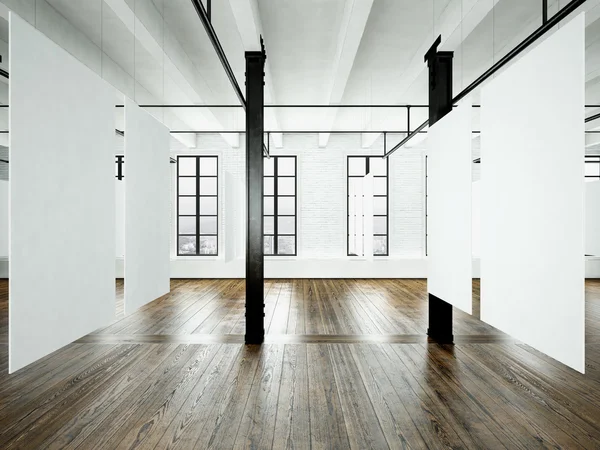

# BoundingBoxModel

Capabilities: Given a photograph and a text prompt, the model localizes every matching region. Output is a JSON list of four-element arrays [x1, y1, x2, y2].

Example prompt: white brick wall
[[171, 132, 426, 261]]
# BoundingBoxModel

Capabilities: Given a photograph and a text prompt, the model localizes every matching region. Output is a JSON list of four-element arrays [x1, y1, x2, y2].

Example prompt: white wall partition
[[124, 99, 170, 315], [427, 101, 473, 314], [586, 181, 600, 257], [0, 180, 8, 258], [9, 13, 116, 373], [481, 14, 585, 372]]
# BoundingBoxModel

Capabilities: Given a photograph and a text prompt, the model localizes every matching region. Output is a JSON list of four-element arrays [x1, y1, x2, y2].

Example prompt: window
[[347, 156, 389, 256], [115, 156, 124, 180], [586, 156, 600, 181], [264, 156, 297, 255], [177, 156, 218, 256]]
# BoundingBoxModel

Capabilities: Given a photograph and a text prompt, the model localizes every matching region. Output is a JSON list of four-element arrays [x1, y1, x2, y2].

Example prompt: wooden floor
[[1, 279, 600, 448]]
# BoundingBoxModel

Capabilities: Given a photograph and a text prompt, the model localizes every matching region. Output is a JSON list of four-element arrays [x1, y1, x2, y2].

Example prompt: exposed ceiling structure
[[0, 0, 598, 150]]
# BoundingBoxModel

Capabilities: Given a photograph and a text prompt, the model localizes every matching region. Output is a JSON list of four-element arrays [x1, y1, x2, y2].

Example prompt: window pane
[[179, 157, 196, 176], [178, 236, 197, 255], [278, 177, 295, 195], [278, 216, 295, 234], [369, 157, 387, 176], [374, 236, 387, 255], [179, 197, 196, 215], [373, 177, 387, 195], [348, 177, 362, 195], [264, 216, 274, 234], [179, 217, 196, 234], [179, 178, 196, 195], [264, 235, 274, 255], [264, 177, 274, 195], [199, 177, 217, 195], [277, 236, 295, 255], [199, 236, 217, 255], [278, 157, 295, 176], [278, 197, 295, 215], [374, 197, 387, 215], [264, 197, 274, 215], [200, 197, 217, 215], [374, 216, 387, 234], [264, 157, 274, 176], [199, 157, 217, 176], [348, 157, 366, 176], [199, 217, 217, 235]]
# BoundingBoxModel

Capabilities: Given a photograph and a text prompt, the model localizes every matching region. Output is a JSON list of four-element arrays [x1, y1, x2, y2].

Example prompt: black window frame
[[585, 156, 600, 181], [263, 155, 297, 256], [347, 155, 389, 257], [177, 155, 219, 256]]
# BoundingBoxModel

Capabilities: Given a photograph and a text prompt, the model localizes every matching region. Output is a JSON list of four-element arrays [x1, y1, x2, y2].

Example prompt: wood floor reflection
[[0, 279, 599, 448]]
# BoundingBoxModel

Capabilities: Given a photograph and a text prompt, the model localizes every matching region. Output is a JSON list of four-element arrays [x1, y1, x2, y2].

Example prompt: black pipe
[[586, 112, 600, 123], [384, 0, 587, 159], [543, 0, 549, 24], [190, 0, 246, 109]]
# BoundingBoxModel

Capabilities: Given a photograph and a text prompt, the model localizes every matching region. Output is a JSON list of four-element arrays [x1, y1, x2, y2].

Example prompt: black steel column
[[245, 48, 266, 344], [425, 37, 454, 344]]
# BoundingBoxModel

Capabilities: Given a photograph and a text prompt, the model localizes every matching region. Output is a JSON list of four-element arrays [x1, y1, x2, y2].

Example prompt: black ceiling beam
[[383, 0, 587, 159], [189, 0, 268, 157], [190, 0, 245, 109]]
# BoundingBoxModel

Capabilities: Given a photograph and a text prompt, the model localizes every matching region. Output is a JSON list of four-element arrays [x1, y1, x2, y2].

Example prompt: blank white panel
[[0, 180, 7, 257], [9, 13, 116, 373], [116, 180, 125, 258], [585, 182, 600, 257], [363, 174, 373, 261], [125, 99, 170, 314], [427, 101, 473, 314], [472, 181, 481, 259], [481, 14, 585, 372]]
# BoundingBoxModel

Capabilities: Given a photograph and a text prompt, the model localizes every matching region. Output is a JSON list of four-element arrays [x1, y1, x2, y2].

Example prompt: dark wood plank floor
[[1, 278, 600, 449]]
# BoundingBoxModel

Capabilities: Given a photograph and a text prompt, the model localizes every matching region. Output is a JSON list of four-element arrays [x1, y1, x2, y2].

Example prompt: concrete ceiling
[[0, 0, 600, 146]]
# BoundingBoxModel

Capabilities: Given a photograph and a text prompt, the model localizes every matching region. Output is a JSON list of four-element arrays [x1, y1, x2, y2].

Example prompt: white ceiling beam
[[104, 0, 239, 148], [361, 0, 498, 149], [319, 0, 374, 147], [228, 0, 282, 138]]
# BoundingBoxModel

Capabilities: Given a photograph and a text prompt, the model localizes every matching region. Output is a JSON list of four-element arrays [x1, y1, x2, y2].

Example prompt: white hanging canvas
[[427, 100, 473, 314], [124, 99, 171, 314], [481, 14, 585, 372], [9, 13, 116, 372]]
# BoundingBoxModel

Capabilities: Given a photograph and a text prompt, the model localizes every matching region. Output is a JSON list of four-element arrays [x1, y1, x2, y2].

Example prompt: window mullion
[[196, 156, 200, 256], [274, 156, 279, 255]]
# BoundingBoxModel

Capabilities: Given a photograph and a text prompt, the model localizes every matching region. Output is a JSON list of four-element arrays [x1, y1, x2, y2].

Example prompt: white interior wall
[[168, 133, 427, 278], [0, 180, 7, 258], [586, 181, 600, 256], [9, 13, 116, 372]]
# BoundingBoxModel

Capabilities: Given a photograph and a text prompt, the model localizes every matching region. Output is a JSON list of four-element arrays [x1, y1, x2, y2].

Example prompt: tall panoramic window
[[264, 156, 297, 255], [585, 156, 600, 181], [347, 156, 389, 256], [177, 155, 218, 256]]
